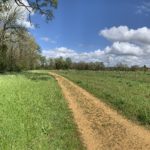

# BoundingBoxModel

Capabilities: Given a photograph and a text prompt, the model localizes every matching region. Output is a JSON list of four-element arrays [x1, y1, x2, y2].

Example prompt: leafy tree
[[115, 63, 129, 71], [94, 62, 105, 70], [143, 65, 148, 73], [39, 56, 47, 68], [65, 57, 72, 69], [47, 58, 56, 69], [1, 0, 58, 22], [0, 0, 26, 71], [55, 57, 66, 69], [131, 65, 140, 71]]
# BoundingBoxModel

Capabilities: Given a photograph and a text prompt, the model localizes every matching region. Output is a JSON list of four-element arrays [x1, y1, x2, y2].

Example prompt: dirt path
[[49, 72, 150, 150]]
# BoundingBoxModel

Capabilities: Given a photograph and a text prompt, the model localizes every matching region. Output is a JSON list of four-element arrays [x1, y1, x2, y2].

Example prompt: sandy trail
[[49, 72, 150, 150]]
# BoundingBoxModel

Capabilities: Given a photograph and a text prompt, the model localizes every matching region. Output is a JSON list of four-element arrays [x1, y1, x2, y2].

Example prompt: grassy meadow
[[55, 70, 150, 127], [0, 71, 84, 150]]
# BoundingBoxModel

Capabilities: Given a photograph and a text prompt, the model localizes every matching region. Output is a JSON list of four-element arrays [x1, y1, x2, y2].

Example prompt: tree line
[[38, 56, 149, 72], [39, 57, 105, 70]]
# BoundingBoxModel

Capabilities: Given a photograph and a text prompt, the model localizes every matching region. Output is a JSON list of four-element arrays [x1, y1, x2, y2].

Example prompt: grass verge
[[0, 71, 84, 150], [55, 70, 150, 128]]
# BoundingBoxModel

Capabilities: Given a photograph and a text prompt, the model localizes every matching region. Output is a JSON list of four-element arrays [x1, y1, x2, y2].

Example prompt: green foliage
[[54, 57, 64, 69], [0, 71, 84, 150], [56, 70, 150, 127], [41, 57, 105, 70], [0, 29, 40, 71], [0, 0, 51, 72]]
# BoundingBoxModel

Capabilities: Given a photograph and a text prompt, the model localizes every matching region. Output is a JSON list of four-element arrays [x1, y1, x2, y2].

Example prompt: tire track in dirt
[[49, 72, 150, 150]]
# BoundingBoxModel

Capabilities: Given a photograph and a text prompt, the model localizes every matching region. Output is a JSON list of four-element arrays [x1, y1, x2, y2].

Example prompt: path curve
[[49, 72, 150, 150]]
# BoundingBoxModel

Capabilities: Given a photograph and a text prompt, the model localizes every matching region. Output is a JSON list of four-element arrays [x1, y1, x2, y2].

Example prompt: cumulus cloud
[[100, 26, 150, 44], [43, 26, 150, 67], [100, 26, 150, 66], [105, 42, 143, 56], [43, 47, 105, 62]]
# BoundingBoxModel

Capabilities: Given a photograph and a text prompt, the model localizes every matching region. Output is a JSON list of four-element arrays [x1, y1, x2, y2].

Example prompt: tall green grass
[[0, 71, 84, 150], [56, 70, 150, 128]]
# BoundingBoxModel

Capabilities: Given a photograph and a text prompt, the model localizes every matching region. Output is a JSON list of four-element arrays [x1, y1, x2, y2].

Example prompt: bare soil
[[49, 72, 150, 150]]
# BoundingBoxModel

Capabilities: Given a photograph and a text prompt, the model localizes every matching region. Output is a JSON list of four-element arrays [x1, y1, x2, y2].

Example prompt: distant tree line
[[38, 57, 149, 72], [109, 63, 149, 72], [38, 57, 105, 70]]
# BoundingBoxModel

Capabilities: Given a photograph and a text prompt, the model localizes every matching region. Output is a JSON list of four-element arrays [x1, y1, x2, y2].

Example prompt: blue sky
[[28, 0, 150, 66], [30, 0, 149, 50]]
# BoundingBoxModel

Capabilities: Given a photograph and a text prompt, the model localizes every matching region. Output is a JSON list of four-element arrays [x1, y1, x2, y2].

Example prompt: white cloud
[[42, 26, 150, 67], [16, 0, 34, 29], [43, 47, 105, 63], [41, 37, 50, 42], [105, 42, 143, 56], [136, 2, 150, 16], [19, 20, 34, 29], [100, 26, 150, 66], [40, 37, 57, 44], [100, 26, 150, 44]]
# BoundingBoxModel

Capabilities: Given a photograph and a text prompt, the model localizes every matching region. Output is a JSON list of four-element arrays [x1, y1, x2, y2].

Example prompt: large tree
[[3, 27, 41, 71], [0, 1, 26, 71], [0, 1, 41, 71], [0, 0, 57, 72]]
